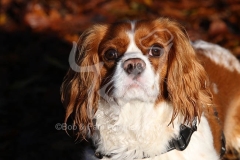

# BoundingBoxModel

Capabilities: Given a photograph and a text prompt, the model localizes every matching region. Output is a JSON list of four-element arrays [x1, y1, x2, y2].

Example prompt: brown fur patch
[[197, 49, 240, 158]]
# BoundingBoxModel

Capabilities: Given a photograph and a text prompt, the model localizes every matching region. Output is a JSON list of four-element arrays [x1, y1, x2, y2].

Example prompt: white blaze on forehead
[[130, 20, 136, 32], [126, 21, 142, 53]]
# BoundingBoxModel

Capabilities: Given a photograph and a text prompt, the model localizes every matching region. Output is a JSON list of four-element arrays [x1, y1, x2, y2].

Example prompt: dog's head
[[61, 18, 212, 139]]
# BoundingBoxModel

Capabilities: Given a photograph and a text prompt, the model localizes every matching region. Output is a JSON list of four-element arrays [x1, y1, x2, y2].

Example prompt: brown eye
[[149, 44, 164, 57], [104, 49, 118, 61]]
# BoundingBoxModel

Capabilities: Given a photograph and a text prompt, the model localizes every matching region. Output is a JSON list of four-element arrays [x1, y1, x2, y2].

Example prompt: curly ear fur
[[60, 25, 107, 139], [158, 18, 213, 123]]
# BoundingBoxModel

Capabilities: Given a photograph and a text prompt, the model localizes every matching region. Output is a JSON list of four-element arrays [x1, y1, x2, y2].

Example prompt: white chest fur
[[90, 101, 219, 160]]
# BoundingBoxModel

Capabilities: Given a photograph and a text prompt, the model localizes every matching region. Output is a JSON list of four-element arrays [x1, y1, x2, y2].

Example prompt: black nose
[[123, 58, 146, 76]]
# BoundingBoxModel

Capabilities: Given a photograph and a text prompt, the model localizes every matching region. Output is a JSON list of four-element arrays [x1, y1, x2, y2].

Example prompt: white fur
[[93, 101, 178, 159], [91, 100, 219, 160], [192, 40, 240, 73], [130, 21, 136, 33], [126, 32, 141, 53]]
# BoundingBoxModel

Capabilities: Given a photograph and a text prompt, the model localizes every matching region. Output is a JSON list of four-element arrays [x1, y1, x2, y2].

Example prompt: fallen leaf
[[209, 19, 228, 35]]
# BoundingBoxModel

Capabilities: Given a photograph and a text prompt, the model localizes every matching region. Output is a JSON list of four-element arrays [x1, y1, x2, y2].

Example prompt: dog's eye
[[104, 49, 118, 61], [149, 44, 164, 57]]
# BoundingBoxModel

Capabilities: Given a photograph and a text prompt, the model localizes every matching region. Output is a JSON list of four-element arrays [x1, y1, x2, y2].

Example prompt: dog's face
[[61, 18, 212, 138], [99, 21, 174, 103]]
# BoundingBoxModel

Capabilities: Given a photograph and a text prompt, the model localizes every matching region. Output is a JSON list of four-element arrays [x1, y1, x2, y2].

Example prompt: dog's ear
[[61, 25, 107, 139], [157, 18, 213, 123]]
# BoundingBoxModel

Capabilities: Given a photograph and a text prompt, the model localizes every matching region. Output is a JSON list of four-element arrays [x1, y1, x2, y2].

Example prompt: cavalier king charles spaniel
[[61, 18, 240, 160]]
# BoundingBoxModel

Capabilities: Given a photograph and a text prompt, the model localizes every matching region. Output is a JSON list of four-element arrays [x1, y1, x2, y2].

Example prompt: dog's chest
[[92, 101, 179, 159], [91, 101, 219, 160]]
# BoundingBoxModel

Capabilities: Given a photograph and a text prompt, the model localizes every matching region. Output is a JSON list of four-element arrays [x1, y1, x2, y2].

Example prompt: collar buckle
[[167, 118, 197, 152]]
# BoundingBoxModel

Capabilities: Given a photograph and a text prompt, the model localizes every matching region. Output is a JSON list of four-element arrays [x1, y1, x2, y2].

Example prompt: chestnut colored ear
[[162, 19, 212, 123], [60, 25, 107, 139]]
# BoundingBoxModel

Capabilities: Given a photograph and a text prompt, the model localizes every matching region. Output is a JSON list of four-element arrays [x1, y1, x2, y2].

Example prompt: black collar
[[164, 118, 198, 153]]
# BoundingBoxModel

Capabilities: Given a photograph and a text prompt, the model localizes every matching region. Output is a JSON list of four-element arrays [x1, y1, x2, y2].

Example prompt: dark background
[[1, 0, 240, 159]]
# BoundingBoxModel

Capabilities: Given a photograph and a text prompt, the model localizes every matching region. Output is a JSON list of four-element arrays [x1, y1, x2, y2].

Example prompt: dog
[[61, 18, 240, 160]]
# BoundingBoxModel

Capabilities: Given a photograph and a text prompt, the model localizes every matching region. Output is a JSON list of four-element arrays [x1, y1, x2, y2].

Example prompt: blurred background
[[0, 0, 240, 159]]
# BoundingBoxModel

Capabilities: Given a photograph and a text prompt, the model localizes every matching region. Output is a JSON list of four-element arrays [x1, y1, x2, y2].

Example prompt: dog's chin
[[113, 84, 158, 103]]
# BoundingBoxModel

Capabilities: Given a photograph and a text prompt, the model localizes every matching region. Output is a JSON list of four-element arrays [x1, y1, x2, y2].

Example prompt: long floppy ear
[[60, 25, 107, 139], [163, 19, 212, 123]]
